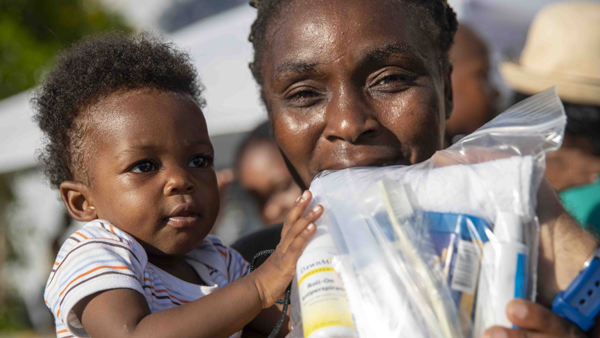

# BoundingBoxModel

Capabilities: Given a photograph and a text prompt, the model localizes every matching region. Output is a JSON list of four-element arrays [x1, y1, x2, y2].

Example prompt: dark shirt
[[231, 224, 283, 266]]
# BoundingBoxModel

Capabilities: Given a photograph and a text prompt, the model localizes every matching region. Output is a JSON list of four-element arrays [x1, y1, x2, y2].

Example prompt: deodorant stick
[[296, 224, 357, 338]]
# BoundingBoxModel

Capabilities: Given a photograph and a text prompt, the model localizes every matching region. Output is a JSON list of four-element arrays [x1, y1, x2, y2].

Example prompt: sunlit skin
[[70, 89, 219, 281], [545, 134, 600, 192], [260, 0, 451, 188], [58, 89, 322, 338], [238, 141, 302, 225], [254, 0, 600, 337]]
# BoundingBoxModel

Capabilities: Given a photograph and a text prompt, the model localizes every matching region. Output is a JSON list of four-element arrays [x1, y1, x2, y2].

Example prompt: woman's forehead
[[263, 0, 439, 78]]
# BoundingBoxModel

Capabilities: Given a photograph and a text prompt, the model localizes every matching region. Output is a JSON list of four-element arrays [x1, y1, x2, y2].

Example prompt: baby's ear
[[59, 181, 97, 222]]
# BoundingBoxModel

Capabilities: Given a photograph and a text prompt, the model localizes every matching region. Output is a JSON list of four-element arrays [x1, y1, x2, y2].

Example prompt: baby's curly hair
[[32, 32, 204, 189]]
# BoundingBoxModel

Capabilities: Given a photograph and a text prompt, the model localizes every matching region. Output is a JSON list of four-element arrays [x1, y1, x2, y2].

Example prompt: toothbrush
[[379, 181, 460, 338]]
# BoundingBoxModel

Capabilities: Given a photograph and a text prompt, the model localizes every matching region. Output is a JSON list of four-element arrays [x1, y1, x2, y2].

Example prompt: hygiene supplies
[[288, 89, 566, 338], [473, 213, 528, 336], [424, 212, 491, 335], [296, 223, 357, 338]]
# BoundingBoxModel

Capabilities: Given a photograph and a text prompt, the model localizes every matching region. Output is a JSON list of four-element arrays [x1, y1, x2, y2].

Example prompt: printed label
[[297, 251, 355, 338], [451, 239, 481, 294]]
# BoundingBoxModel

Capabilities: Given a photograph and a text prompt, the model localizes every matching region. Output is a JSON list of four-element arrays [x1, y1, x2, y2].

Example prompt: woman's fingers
[[483, 326, 581, 338], [483, 326, 543, 338], [483, 299, 585, 338], [506, 299, 582, 336]]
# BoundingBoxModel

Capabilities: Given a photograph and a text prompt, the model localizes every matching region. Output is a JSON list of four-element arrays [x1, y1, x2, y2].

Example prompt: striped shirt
[[44, 220, 251, 338]]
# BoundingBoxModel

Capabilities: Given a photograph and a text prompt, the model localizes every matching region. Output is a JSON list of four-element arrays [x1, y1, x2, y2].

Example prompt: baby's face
[[84, 89, 219, 260]]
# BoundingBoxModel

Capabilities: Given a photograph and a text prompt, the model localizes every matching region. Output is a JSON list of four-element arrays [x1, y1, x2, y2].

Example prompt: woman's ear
[[444, 63, 454, 120], [59, 181, 97, 222]]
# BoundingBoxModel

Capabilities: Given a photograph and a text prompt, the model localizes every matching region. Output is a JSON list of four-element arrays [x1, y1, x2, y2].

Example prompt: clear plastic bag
[[288, 88, 566, 338]]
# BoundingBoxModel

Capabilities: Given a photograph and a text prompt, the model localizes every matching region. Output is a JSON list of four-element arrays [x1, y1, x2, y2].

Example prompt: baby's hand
[[252, 191, 322, 308]]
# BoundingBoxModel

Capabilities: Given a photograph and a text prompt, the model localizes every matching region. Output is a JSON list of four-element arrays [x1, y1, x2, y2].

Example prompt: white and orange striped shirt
[[44, 220, 250, 338]]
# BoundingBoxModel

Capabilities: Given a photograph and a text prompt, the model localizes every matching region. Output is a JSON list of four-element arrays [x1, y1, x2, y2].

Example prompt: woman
[[233, 0, 600, 336]]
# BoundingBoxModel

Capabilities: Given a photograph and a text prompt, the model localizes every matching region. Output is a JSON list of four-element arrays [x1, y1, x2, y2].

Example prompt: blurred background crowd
[[0, 0, 599, 336]]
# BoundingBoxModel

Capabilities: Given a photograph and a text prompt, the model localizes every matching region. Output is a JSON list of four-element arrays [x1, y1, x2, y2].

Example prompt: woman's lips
[[319, 154, 410, 171]]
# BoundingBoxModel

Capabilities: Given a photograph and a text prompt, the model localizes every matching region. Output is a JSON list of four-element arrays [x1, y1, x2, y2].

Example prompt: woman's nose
[[323, 90, 379, 143], [164, 166, 195, 195]]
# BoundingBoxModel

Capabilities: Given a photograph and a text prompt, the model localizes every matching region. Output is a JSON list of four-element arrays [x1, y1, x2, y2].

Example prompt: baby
[[37, 33, 322, 338]]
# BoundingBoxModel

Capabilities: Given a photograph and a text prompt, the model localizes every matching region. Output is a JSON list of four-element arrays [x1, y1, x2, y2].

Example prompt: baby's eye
[[131, 161, 158, 173], [189, 154, 213, 168]]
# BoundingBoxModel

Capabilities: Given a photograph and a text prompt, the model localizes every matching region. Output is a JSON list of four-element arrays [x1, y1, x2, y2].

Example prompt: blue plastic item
[[552, 253, 600, 331]]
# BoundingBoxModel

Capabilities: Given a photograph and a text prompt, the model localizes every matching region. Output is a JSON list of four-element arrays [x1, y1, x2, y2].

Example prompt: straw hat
[[500, 2, 600, 106]]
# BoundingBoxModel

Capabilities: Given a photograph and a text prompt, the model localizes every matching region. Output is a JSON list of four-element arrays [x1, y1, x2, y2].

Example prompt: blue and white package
[[424, 213, 490, 322]]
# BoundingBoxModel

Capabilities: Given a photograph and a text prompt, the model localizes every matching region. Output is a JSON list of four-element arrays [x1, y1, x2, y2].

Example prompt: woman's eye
[[189, 154, 213, 168], [376, 74, 409, 85], [369, 72, 417, 93], [290, 90, 317, 100], [131, 161, 157, 173], [286, 88, 322, 107]]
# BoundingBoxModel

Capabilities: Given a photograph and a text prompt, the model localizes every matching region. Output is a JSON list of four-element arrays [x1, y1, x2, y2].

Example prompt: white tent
[[0, 4, 265, 174]]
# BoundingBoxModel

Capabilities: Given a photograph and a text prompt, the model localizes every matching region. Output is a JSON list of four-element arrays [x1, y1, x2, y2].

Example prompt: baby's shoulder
[[192, 235, 229, 261], [45, 220, 148, 334], [200, 234, 226, 248], [56, 219, 148, 265], [188, 235, 250, 283]]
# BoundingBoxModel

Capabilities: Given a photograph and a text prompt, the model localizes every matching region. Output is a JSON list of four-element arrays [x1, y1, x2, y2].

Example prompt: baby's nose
[[164, 167, 195, 195]]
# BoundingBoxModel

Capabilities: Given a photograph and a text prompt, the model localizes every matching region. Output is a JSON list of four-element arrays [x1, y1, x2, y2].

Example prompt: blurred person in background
[[500, 2, 600, 234], [235, 122, 302, 226], [211, 122, 301, 246], [445, 24, 499, 147]]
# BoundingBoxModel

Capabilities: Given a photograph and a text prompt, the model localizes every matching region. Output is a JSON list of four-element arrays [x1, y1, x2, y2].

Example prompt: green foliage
[[0, 291, 31, 332], [0, 173, 27, 332], [0, 0, 131, 100]]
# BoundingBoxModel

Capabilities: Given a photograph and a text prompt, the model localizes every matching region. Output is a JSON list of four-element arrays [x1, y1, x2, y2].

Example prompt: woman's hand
[[252, 190, 321, 308], [483, 299, 586, 338]]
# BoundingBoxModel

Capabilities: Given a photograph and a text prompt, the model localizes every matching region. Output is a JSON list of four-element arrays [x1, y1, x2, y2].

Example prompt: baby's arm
[[74, 191, 321, 338]]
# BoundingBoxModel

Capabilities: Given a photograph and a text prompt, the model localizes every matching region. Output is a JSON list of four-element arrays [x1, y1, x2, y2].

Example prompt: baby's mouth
[[166, 214, 201, 228], [165, 204, 202, 228]]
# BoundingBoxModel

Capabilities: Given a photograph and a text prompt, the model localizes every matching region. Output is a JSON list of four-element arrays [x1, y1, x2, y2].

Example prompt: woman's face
[[260, 0, 452, 187]]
